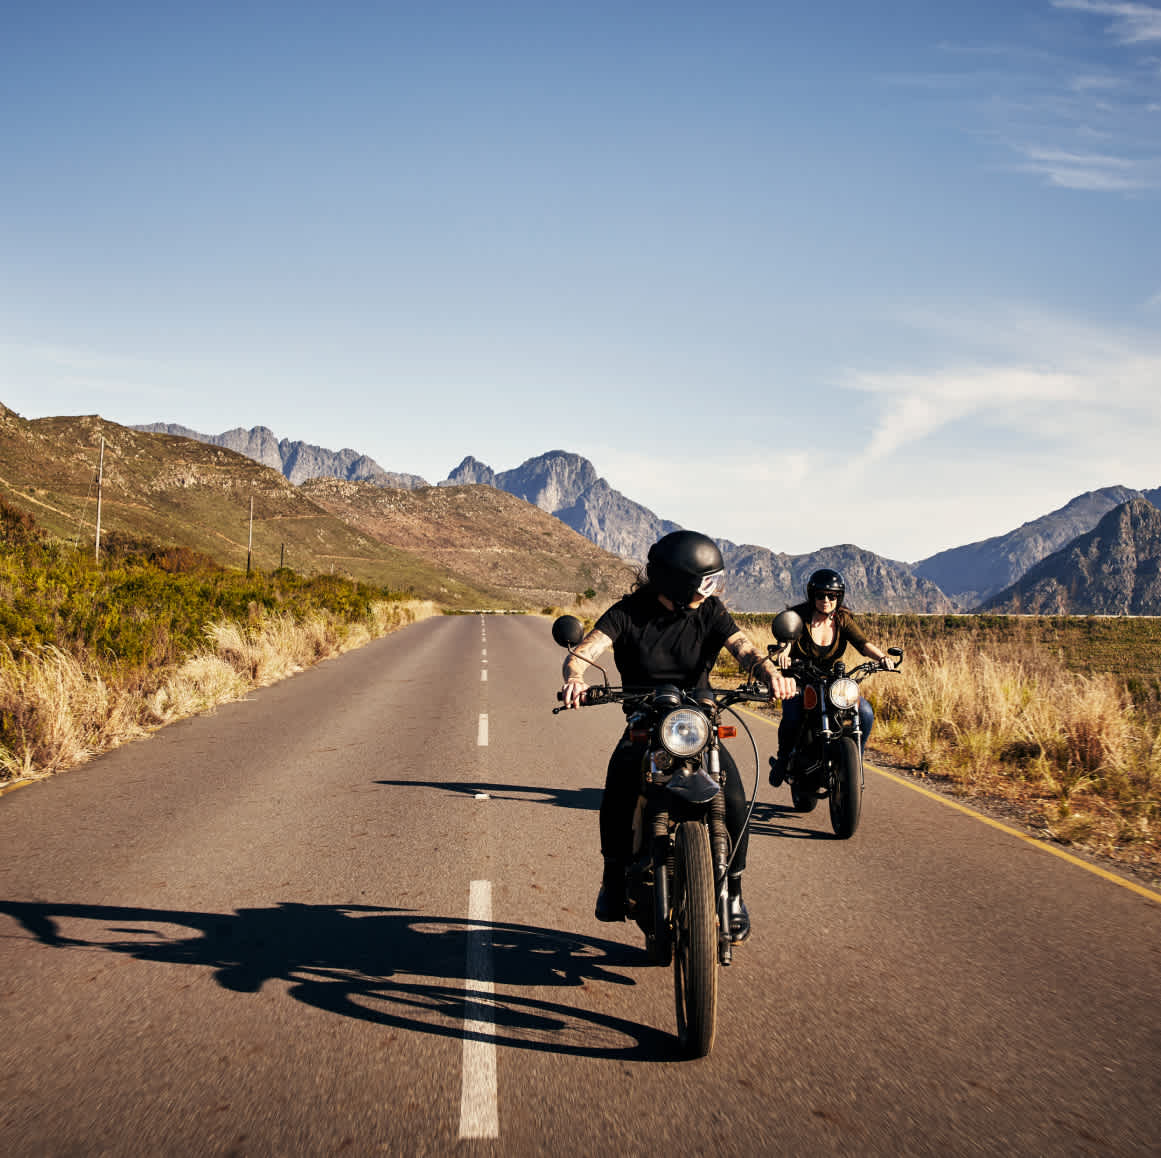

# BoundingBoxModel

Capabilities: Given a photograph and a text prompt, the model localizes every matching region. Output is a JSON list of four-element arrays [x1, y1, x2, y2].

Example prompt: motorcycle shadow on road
[[0, 898, 673, 1060], [376, 778, 603, 812], [746, 800, 837, 841]]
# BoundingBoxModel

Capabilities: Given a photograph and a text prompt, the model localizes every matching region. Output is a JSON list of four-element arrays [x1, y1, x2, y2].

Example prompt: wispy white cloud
[[1014, 146, 1148, 188], [1053, 1, 1161, 44], [843, 365, 1084, 471], [897, 5, 1161, 194], [838, 307, 1161, 476]]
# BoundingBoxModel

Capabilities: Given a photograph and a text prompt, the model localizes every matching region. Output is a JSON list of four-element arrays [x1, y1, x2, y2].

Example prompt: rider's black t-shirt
[[594, 590, 739, 689]]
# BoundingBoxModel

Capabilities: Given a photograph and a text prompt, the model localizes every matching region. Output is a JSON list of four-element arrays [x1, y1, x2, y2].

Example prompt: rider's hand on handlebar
[[767, 673, 797, 700], [561, 677, 588, 709], [757, 657, 796, 700]]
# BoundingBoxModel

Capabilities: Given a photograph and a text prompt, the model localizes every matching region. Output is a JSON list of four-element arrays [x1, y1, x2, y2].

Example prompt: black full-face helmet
[[806, 567, 846, 609], [647, 531, 725, 608]]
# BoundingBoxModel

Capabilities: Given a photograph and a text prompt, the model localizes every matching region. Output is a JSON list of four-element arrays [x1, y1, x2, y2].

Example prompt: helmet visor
[[697, 570, 725, 598]]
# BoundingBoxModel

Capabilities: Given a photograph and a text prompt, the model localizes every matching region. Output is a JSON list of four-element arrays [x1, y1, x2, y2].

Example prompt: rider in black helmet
[[768, 567, 896, 786], [560, 530, 796, 943]]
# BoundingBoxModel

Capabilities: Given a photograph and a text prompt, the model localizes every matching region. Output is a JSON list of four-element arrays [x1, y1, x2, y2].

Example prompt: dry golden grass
[[0, 599, 436, 782], [0, 645, 148, 776], [868, 635, 1161, 878]]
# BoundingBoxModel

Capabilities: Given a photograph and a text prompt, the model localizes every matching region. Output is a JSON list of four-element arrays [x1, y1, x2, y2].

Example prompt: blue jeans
[[777, 694, 874, 761]]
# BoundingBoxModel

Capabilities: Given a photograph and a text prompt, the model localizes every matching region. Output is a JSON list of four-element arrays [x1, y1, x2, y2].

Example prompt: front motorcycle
[[551, 614, 787, 1057], [768, 609, 903, 839]]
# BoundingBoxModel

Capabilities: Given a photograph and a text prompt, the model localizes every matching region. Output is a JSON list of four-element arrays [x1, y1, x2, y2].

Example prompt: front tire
[[829, 735, 863, 839], [672, 821, 717, 1057]]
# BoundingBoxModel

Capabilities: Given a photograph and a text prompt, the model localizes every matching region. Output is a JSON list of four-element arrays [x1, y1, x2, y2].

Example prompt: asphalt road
[[2, 614, 1159, 1156]]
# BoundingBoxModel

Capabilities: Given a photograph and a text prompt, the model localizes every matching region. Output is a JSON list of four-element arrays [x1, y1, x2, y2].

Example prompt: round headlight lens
[[828, 678, 860, 711], [659, 708, 710, 757]]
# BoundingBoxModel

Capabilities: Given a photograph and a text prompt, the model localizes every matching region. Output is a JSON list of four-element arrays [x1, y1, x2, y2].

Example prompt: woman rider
[[560, 530, 796, 943], [768, 567, 896, 786]]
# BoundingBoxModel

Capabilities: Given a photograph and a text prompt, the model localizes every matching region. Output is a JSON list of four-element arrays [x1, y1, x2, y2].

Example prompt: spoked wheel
[[672, 821, 717, 1058], [828, 735, 863, 839]]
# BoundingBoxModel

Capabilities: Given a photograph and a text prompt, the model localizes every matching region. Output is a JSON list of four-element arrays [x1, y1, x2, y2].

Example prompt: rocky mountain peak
[[443, 456, 496, 487], [982, 498, 1161, 614], [495, 450, 599, 513]]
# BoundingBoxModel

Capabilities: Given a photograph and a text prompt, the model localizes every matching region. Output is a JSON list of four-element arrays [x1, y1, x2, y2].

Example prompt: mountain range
[[19, 411, 1154, 615], [134, 422, 428, 490]]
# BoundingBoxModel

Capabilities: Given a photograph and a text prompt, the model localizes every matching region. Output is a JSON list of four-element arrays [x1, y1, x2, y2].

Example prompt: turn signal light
[[717, 726, 737, 739]]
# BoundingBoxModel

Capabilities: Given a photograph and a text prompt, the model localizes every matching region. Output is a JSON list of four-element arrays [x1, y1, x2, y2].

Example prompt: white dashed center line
[[477, 714, 489, 746], [459, 880, 498, 1139]]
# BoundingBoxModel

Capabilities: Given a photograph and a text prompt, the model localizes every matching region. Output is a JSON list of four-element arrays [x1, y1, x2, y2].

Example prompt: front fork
[[706, 745, 733, 966], [812, 685, 865, 792]]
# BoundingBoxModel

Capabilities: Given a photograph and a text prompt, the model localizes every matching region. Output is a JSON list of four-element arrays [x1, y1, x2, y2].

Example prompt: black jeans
[[599, 731, 750, 872]]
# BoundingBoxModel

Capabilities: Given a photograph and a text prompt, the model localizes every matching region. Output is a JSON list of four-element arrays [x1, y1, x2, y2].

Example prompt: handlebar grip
[[557, 687, 593, 707]]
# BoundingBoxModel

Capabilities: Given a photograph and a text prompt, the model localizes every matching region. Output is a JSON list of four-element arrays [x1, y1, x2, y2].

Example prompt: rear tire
[[672, 821, 717, 1058], [829, 735, 862, 839]]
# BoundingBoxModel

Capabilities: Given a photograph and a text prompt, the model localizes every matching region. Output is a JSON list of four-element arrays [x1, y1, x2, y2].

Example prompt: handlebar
[[554, 683, 775, 715], [778, 651, 903, 685]]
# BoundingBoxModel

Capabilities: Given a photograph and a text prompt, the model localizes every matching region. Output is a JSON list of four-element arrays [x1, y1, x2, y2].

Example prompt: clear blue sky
[[3, 1, 1160, 563]]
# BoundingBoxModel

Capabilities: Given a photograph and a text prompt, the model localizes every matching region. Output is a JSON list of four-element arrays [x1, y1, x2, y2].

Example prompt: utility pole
[[247, 495, 254, 575], [94, 436, 105, 563]]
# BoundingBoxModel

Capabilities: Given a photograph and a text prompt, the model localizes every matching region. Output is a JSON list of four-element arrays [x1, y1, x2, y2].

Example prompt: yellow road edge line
[[735, 705, 1161, 905], [0, 778, 38, 799]]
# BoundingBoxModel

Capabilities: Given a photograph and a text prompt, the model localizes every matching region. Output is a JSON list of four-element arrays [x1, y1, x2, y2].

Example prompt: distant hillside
[[981, 499, 1161, 614], [915, 487, 1152, 606], [299, 477, 636, 609], [133, 422, 429, 489], [0, 406, 519, 608]]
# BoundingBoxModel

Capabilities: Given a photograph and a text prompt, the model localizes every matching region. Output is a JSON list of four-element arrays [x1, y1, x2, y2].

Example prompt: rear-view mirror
[[771, 609, 804, 643], [551, 615, 585, 648]]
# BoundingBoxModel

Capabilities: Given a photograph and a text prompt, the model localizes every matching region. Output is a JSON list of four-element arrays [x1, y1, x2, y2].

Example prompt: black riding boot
[[768, 755, 786, 787], [594, 857, 626, 922], [727, 873, 751, 943]]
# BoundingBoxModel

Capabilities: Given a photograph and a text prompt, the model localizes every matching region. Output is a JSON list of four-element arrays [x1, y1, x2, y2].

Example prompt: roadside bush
[[0, 499, 435, 780]]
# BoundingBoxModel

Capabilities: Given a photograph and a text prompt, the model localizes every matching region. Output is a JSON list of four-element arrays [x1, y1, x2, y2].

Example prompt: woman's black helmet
[[806, 567, 846, 608], [647, 531, 725, 607]]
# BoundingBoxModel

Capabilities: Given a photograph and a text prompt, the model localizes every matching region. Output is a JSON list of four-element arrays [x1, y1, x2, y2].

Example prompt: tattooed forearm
[[563, 629, 613, 681], [725, 631, 772, 674]]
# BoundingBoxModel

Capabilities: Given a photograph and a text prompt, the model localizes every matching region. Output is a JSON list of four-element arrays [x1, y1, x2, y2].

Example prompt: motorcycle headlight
[[659, 708, 710, 758], [828, 678, 860, 711]]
